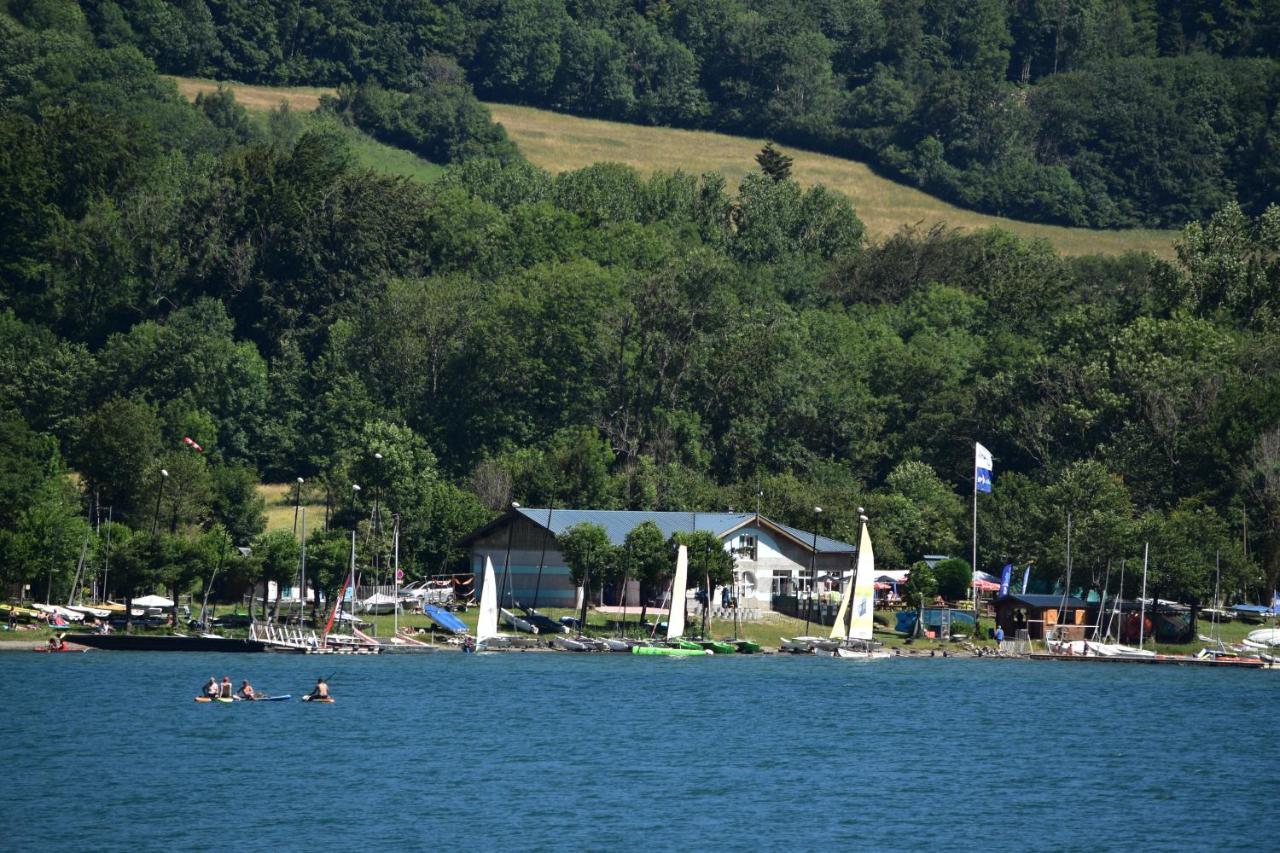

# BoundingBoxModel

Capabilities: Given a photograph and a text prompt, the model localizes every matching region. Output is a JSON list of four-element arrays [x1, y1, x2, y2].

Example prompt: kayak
[[301, 696, 334, 703], [195, 695, 292, 702], [32, 645, 79, 653]]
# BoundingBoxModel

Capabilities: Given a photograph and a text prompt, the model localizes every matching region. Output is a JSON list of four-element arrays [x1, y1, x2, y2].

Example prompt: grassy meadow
[[169, 77, 443, 183], [166, 77, 1176, 257]]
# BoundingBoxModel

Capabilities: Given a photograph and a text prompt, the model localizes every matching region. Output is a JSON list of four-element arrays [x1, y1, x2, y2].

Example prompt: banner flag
[[998, 563, 1012, 598], [975, 443, 993, 493]]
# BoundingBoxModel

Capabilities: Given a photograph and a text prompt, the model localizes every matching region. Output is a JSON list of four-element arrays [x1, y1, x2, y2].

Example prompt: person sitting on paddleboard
[[307, 678, 328, 700], [219, 676, 233, 699], [47, 635, 64, 651], [202, 677, 218, 699], [236, 679, 257, 701]]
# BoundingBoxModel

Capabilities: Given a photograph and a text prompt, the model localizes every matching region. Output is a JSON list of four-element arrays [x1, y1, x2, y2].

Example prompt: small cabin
[[993, 593, 1090, 641]]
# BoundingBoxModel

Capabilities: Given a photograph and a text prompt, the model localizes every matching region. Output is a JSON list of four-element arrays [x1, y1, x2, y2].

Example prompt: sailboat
[[632, 545, 708, 656], [475, 555, 507, 650], [827, 521, 889, 660]]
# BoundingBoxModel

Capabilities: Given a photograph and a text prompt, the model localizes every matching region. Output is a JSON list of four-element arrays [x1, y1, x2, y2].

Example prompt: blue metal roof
[[512, 508, 855, 553]]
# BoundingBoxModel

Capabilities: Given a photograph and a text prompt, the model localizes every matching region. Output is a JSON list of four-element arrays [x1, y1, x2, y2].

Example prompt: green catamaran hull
[[632, 646, 708, 657]]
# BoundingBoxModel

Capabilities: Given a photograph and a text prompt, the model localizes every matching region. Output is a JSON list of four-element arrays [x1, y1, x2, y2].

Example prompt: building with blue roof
[[456, 508, 857, 610]]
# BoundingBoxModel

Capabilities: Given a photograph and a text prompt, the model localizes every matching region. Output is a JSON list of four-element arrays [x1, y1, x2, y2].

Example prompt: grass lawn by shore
[[164, 76, 1176, 258]]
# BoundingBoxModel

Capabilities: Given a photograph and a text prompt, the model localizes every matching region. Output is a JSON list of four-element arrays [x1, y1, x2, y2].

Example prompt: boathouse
[[456, 508, 857, 610], [992, 593, 1091, 641]]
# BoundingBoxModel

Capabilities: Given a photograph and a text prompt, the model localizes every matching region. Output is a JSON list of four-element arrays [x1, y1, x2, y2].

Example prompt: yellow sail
[[829, 575, 851, 639], [848, 524, 877, 641]]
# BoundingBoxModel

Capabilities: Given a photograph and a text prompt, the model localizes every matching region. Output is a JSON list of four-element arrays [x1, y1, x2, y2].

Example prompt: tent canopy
[[133, 594, 175, 607]]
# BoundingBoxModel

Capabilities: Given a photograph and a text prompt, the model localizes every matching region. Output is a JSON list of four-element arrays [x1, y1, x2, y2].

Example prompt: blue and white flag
[[1021, 565, 1031, 594], [1271, 590, 1279, 615], [975, 442, 993, 493], [998, 563, 1012, 598]]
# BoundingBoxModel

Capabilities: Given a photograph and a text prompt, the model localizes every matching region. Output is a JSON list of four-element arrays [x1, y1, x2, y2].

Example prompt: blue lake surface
[[1, 649, 1275, 852]]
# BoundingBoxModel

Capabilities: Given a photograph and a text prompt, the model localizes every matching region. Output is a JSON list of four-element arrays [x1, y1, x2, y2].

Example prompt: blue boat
[[895, 608, 977, 637], [423, 604, 468, 634]]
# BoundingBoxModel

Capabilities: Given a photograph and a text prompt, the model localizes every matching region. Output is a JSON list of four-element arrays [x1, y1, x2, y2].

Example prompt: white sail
[[829, 573, 851, 640], [477, 556, 499, 641], [848, 523, 876, 641], [667, 545, 688, 640]]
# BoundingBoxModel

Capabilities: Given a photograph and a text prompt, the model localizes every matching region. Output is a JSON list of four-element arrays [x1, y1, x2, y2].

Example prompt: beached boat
[[476, 556, 523, 651], [1243, 628, 1280, 648], [501, 608, 537, 633], [357, 592, 400, 615], [423, 603, 468, 634], [731, 639, 761, 654], [694, 639, 736, 654], [632, 645, 708, 657], [521, 609, 566, 634]]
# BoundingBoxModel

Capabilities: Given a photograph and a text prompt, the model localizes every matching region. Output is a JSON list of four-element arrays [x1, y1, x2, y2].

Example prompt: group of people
[[200, 675, 330, 701]]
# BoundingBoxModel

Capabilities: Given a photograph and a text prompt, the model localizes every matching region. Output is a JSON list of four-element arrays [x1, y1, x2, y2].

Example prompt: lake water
[[2, 650, 1275, 852]]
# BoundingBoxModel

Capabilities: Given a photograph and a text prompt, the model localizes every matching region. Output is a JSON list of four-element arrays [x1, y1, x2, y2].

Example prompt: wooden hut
[[993, 593, 1090, 641]]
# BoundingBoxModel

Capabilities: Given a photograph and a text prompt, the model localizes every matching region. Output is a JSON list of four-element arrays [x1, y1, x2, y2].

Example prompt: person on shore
[[236, 679, 257, 701], [202, 677, 218, 699], [219, 675, 233, 699], [307, 678, 329, 700]]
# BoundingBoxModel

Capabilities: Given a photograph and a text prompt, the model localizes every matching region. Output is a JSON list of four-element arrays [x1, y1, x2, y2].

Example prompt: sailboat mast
[[349, 529, 357, 630], [1109, 559, 1125, 642], [530, 506, 553, 612], [393, 514, 400, 637], [1211, 550, 1221, 644], [1138, 542, 1149, 649]]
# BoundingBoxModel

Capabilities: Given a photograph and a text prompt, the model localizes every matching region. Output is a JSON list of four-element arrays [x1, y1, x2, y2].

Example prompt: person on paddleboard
[[202, 677, 218, 699], [219, 676, 233, 699], [307, 678, 328, 700], [236, 679, 257, 701]]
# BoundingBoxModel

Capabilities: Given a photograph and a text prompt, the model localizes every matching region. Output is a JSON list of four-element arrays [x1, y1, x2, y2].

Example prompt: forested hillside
[[2, 4, 1280, 612], [65, 0, 1280, 229]]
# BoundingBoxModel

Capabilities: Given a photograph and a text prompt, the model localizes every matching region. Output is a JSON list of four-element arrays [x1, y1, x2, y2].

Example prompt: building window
[[736, 534, 757, 560]]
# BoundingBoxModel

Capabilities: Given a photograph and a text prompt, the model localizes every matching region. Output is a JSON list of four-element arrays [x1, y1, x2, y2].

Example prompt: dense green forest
[[2, 4, 1279, 613], [53, 0, 1280, 229]]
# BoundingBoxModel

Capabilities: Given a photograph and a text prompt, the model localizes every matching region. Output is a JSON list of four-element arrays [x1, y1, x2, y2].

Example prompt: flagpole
[[972, 442, 978, 616]]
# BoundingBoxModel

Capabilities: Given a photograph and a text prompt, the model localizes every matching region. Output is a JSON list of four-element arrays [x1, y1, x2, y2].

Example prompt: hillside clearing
[[168, 77, 1176, 257]]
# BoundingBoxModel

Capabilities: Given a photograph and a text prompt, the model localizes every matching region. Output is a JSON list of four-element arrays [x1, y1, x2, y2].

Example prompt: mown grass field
[[170, 77, 443, 183], [258, 483, 326, 533], [168, 76, 1178, 257]]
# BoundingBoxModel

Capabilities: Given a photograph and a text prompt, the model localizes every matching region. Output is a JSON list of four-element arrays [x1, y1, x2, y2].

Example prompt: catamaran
[[826, 520, 889, 660], [633, 545, 710, 656]]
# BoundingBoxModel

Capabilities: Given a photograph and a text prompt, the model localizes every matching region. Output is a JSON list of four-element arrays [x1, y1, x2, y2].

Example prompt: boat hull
[[1028, 653, 1265, 668], [632, 646, 708, 657]]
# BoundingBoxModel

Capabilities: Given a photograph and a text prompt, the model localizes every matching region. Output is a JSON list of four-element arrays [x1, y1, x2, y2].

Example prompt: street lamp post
[[372, 453, 383, 583], [498, 502, 520, 619], [804, 506, 822, 635], [292, 477, 305, 538], [150, 469, 169, 536]]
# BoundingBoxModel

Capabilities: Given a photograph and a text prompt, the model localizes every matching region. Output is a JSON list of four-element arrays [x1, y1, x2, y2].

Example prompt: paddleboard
[[301, 696, 334, 703]]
